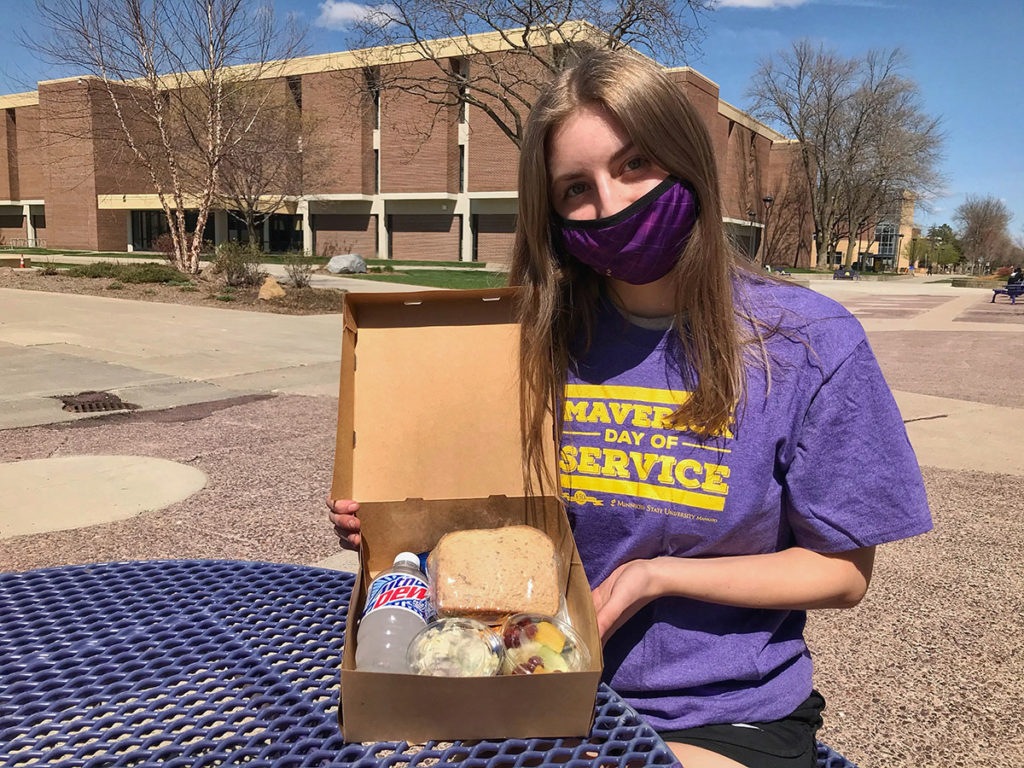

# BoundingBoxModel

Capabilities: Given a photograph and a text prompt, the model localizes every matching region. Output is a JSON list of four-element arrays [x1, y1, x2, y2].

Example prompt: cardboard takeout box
[[331, 288, 602, 743]]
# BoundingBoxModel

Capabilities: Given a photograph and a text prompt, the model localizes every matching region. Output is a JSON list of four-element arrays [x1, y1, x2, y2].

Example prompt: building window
[[875, 222, 897, 259], [453, 58, 469, 124], [131, 210, 213, 251], [458, 145, 465, 192], [287, 75, 302, 110], [131, 210, 169, 250], [363, 67, 381, 129], [374, 149, 380, 193]]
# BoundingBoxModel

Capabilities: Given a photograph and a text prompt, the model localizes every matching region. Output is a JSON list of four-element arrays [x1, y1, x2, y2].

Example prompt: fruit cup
[[499, 613, 590, 675]]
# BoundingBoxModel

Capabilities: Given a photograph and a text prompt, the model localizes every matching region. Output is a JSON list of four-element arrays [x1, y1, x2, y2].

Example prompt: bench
[[991, 283, 1024, 304], [833, 268, 859, 280]]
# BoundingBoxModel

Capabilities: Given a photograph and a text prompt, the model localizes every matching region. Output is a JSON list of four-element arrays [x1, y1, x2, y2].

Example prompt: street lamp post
[[761, 195, 774, 267], [747, 209, 757, 262]]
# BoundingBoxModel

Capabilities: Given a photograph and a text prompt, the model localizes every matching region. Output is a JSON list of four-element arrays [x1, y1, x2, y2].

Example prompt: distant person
[[1007, 266, 1022, 285]]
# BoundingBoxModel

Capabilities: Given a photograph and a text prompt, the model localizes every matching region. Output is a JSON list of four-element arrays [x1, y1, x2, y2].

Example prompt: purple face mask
[[553, 177, 699, 285]]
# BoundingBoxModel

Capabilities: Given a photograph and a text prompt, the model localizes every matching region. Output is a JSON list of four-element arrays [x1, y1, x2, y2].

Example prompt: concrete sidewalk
[[0, 287, 345, 429]]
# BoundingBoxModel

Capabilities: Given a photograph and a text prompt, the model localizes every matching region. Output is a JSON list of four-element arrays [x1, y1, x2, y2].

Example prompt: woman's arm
[[592, 546, 875, 642]]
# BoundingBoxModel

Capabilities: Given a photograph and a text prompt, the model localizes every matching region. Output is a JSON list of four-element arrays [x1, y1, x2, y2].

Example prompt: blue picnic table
[[0, 560, 858, 767]]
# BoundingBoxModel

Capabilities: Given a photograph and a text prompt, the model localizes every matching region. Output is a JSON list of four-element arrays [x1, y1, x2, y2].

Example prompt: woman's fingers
[[327, 498, 361, 550]]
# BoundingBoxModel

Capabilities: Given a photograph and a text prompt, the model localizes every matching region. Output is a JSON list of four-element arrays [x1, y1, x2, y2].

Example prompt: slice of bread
[[430, 525, 560, 623]]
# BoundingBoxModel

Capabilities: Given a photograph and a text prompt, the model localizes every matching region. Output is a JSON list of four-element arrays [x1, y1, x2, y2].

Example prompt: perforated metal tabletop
[[0, 560, 856, 767]]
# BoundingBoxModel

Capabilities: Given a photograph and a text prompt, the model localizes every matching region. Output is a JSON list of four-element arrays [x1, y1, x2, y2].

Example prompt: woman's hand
[[591, 546, 875, 643], [327, 498, 361, 550], [592, 559, 658, 643]]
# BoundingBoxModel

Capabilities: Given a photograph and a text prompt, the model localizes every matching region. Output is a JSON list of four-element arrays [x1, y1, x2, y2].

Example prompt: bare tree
[[31, 0, 305, 273], [748, 41, 855, 268], [748, 42, 943, 268], [346, 1, 713, 148], [762, 152, 813, 268], [215, 81, 323, 250], [833, 50, 942, 266], [955, 195, 1014, 269]]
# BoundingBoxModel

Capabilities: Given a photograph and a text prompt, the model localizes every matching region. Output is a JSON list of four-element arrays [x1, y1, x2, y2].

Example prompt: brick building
[[0, 29, 811, 265]]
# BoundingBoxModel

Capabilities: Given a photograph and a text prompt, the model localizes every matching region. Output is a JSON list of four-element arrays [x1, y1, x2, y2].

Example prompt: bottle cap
[[393, 551, 421, 570]]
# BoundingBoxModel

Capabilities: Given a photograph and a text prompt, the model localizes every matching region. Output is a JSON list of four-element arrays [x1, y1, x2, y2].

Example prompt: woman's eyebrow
[[609, 141, 637, 164]]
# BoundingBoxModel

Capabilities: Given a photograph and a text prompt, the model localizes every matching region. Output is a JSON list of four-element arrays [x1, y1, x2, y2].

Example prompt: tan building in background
[[832, 193, 917, 272], [0, 30, 812, 265]]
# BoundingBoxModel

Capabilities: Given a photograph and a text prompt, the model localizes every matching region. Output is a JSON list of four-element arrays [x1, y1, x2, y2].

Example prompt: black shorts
[[657, 691, 825, 768]]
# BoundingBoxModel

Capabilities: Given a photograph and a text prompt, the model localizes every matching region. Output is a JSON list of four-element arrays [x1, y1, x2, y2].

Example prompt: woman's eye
[[565, 182, 587, 199], [625, 156, 647, 172]]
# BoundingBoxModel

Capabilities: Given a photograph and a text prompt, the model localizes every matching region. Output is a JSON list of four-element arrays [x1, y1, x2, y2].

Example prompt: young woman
[[330, 50, 932, 767]]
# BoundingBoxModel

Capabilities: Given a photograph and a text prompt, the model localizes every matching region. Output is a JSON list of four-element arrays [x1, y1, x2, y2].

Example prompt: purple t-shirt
[[561, 275, 932, 730]]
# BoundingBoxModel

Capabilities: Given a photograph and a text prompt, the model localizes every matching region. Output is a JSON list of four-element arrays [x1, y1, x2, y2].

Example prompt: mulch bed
[[0, 267, 346, 315]]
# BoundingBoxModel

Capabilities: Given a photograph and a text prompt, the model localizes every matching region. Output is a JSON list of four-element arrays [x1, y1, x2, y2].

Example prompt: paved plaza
[[1, 275, 1021, 766]]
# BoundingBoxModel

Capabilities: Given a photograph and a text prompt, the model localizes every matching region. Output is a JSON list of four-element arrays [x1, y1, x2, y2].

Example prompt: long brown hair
[[508, 50, 747, 498]]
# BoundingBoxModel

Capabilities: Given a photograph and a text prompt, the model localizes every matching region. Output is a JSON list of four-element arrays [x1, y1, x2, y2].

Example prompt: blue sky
[[1, 0, 1020, 236]]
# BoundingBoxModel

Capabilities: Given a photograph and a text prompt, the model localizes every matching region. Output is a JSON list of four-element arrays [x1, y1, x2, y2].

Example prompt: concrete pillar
[[373, 199, 388, 260], [298, 200, 313, 255], [213, 210, 228, 245], [125, 210, 133, 251], [455, 195, 473, 263], [23, 204, 35, 247]]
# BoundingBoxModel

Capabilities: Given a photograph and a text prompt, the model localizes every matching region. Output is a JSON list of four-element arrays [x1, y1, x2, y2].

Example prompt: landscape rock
[[326, 253, 366, 274], [258, 276, 286, 300]]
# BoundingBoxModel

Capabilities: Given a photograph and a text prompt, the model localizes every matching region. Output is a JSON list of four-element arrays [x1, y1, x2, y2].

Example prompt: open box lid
[[331, 287, 539, 504]]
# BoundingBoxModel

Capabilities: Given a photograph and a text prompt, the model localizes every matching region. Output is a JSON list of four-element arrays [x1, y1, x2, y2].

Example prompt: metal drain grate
[[56, 391, 139, 414]]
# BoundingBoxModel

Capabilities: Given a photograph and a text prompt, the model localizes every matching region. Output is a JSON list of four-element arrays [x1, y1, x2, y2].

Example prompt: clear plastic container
[[427, 526, 563, 624], [407, 617, 504, 677], [499, 613, 591, 675]]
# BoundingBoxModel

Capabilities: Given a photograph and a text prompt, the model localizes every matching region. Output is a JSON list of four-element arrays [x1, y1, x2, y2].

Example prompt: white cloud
[[316, 0, 390, 30], [717, 0, 809, 8]]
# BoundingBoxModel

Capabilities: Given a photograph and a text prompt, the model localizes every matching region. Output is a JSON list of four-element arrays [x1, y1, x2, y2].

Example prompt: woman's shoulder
[[735, 271, 851, 320], [733, 271, 868, 369]]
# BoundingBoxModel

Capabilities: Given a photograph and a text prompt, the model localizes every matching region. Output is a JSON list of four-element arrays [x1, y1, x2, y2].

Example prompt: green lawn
[[345, 269, 509, 290], [365, 258, 487, 268], [3, 247, 138, 259]]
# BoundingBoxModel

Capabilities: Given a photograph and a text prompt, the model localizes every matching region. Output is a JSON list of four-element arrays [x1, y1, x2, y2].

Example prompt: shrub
[[153, 232, 213, 263], [153, 233, 177, 263], [283, 251, 316, 288], [39, 260, 60, 276], [107, 281, 124, 290], [213, 242, 267, 287], [66, 261, 186, 284]]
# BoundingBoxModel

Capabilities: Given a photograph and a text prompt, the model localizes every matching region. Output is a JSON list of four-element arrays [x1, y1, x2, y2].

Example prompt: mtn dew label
[[362, 571, 433, 621]]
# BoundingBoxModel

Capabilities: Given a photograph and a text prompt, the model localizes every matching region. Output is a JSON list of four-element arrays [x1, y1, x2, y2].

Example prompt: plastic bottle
[[355, 552, 432, 673]]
